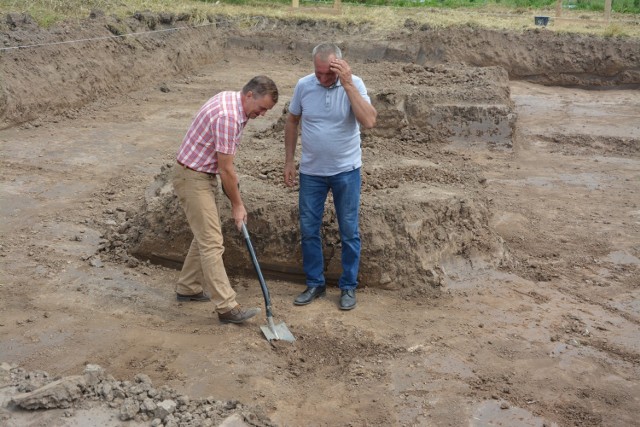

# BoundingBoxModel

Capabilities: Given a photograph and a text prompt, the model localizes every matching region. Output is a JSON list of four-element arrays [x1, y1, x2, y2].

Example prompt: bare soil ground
[[1, 11, 639, 427]]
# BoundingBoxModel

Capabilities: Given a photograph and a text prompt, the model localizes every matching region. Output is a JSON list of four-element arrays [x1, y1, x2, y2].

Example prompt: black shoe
[[294, 286, 326, 306], [218, 305, 260, 324], [340, 289, 356, 310], [176, 291, 211, 302]]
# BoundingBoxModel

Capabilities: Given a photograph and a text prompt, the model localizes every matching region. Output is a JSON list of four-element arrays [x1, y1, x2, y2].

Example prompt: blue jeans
[[299, 168, 361, 290]]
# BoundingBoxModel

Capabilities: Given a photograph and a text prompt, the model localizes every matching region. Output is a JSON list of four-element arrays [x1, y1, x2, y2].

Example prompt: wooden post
[[555, 0, 562, 18], [604, 0, 612, 22], [292, 0, 299, 8]]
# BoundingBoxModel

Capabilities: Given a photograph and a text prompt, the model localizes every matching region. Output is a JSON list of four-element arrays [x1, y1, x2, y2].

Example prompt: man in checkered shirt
[[173, 75, 278, 324]]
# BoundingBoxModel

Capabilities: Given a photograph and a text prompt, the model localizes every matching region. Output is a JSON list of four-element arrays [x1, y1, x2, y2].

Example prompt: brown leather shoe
[[218, 305, 260, 324]]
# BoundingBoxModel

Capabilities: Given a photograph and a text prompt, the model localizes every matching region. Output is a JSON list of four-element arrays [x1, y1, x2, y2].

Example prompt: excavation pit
[[124, 61, 511, 292]]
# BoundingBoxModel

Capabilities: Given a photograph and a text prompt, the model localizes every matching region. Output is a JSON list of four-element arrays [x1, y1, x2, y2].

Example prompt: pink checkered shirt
[[176, 91, 247, 174]]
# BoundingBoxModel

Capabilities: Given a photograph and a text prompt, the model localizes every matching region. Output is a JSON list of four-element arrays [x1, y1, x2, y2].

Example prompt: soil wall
[[0, 12, 225, 128], [1, 13, 639, 128]]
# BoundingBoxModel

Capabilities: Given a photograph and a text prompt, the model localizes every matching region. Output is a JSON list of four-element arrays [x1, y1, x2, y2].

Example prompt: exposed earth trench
[[0, 10, 639, 427]]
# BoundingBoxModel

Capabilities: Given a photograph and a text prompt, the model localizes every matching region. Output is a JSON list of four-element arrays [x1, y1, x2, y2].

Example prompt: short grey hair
[[312, 43, 342, 61], [242, 75, 279, 104]]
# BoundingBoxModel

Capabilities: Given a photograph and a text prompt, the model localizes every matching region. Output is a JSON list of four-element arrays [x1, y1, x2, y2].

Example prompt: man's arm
[[330, 58, 377, 129], [217, 152, 247, 230], [344, 82, 377, 129], [284, 113, 301, 187]]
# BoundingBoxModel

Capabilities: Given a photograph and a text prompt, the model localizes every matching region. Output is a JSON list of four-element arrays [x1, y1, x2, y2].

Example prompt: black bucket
[[534, 16, 550, 26]]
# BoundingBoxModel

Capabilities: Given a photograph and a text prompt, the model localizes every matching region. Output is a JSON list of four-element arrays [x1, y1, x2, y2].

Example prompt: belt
[[177, 160, 215, 176]]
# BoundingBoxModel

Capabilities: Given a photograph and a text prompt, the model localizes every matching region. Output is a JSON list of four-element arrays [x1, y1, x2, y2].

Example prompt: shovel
[[241, 223, 295, 343]]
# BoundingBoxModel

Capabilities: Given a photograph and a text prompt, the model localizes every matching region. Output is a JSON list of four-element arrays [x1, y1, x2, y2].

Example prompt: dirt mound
[[100, 61, 511, 292], [364, 63, 516, 148]]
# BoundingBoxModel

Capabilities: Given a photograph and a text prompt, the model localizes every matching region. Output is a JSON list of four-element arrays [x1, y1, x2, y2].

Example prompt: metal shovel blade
[[261, 316, 295, 342], [240, 223, 295, 343]]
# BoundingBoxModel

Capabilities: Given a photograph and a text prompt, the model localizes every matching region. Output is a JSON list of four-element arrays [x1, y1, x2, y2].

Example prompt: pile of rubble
[[1, 363, 274, 427]]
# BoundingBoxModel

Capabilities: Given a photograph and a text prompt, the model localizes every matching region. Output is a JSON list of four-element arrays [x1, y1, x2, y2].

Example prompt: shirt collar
[[237, 91, 248, 123], [315, 78, 342, 90]]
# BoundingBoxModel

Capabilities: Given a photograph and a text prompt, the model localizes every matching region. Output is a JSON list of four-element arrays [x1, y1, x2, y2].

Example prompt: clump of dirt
[[271, 322, 403, 379]]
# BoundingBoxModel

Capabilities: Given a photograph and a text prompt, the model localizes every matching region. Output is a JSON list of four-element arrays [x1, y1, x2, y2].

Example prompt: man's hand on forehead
[[329, 58, 343, 69], [329, 58, 352, 84]]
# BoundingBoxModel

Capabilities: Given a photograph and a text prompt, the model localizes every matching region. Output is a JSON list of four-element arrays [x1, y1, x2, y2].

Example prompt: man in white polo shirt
[[284, 43, 377, 310]]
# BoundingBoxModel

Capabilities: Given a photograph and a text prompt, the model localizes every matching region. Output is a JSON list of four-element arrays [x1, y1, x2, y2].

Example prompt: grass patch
[[1, 0, 638, 36], [218, 0, 639, 13], [603, 22, 629, 36]]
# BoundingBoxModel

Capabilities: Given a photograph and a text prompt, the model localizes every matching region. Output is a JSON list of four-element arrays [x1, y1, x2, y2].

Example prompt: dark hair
[[242, 75, 278, 104], [312, 43, 343, 61]]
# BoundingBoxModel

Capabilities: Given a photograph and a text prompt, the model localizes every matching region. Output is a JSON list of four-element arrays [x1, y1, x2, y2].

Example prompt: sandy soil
[[1, 11, 639, 427]]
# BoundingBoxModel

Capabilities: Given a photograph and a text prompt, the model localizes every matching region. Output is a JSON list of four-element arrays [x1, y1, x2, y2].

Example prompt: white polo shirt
[[288, 73, 371, 177]]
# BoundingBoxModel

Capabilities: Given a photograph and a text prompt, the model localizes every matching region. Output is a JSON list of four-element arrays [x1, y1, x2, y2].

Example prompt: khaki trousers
[[172, 164, 237, 313]]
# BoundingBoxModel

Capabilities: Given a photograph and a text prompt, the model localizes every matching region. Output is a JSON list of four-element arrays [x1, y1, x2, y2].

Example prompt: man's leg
[[173, 166, 237, 312], [331, 168, 361, 309], [176, 237, 208, 298], [295, 173, 330, 305]]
